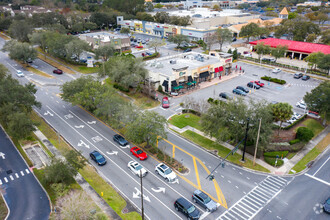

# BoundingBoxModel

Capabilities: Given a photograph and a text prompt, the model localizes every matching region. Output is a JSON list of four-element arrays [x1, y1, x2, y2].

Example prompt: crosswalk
[[288, 83, 316, 88], [218, 176, 289, 220], [0, 168, 30, 185]]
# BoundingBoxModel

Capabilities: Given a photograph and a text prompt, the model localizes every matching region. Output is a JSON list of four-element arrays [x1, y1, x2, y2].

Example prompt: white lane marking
[[25, 169, 30, 174], [305, 173, 330, 186], [243, 191, 246, 195], [63, 105, 66, 108], [235, 186, 239, 189], [20, 171, 24, 176], [10, 175, 14, 181], [246, 176, 250, 180], [228, 180, 231, 183], [221, 175, 224, 178], [312, 156, 330, 177], [267, 209, 272, 213], [239, 172, 242, 175], [4, 177, 8, 182], [56, 101, 59, 103], [15, 173, 19, 178], [277, 216, 282, 219], [232, 167, 236, 170]]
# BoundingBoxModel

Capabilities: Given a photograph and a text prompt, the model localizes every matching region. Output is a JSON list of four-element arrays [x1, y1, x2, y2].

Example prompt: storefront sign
[[225, 58, 232, 63], [199, 67, 209, 72]]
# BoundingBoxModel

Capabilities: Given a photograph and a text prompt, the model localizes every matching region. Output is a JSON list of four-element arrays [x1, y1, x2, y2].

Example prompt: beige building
[[279, 7, 289, 19], [228, 18, 283, 36]]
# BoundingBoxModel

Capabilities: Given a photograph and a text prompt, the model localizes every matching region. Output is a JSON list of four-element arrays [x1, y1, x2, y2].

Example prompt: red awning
[[214, 67, 219, 73], [219, 66, 224, 72]]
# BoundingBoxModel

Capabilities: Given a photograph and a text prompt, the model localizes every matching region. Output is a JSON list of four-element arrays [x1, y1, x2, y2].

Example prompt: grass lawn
[[290, 133, 330, 174], [301, 119, 324, 137], [0, 195, 8, 220], [286, 152, 297, 160], [181, 130, 270, 173], [169, 113, 203, 130]]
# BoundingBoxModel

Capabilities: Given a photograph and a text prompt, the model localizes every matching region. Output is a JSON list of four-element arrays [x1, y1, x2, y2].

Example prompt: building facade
[[79, 32, 131, 51]]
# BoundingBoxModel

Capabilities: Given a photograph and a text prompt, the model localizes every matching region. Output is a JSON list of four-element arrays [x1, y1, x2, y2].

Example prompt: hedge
[[182, 109, 202, 117], [261, 76, 286, 85], [142, 52, 160, 61], [113, 83, 129, 92], [264, 157, 284, 167], [264, 151, 288, 158], [289, 139, 300, 145]]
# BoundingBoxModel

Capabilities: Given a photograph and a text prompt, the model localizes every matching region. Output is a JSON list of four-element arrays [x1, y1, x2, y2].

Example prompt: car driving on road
[[53, 69, 63, 74], [294, 72, 303, 79], [113, 134, 128, 146], [272, 68, 281, 73], [90, 151, 107, 166], [174, 197, 200, 219], [16, 70, 24, 77], [192, 190, 217, 212], [155, 163, 177, 182], [128, 161, 148, 177], [162, 96, 170, 108], [130, 146, 148, 160]]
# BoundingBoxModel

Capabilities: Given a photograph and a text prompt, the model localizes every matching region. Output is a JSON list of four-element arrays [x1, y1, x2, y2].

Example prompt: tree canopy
[[168, 34, 189, 48], [214, 28, 232, 51], [2, 40, 37, 63], [272, 102, 293, 135], [239, 23, 260, 42]]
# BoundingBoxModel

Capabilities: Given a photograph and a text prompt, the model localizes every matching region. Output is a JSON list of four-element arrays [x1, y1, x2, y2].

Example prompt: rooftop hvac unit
[[170, 60, 176, 64]]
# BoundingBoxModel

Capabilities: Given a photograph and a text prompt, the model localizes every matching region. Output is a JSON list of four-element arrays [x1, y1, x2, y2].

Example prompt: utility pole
[[241, 117, 250, 162], [253, 118, 262, 166], [140, 170, 145, 220]]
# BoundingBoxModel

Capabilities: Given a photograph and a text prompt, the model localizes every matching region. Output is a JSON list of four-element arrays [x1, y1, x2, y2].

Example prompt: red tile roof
[[249, 38, 330, 54]]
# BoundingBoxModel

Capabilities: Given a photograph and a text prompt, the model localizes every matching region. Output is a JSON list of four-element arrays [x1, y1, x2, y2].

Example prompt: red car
[[162, 97, 169, 108], [135, 45, 143, 49], [252, 80, 264, 87], [130, 147, 148, 160], [53, 69, 63, 74]]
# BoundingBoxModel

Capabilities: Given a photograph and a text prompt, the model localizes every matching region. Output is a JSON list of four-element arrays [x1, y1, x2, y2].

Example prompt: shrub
[[289, 139, 300, 145], [264, 157, 284, 167], [296, 127, 314, 142], [261, 76, 286, 85], [228, 48, 232, 54], [264, 151, 288, 158], [207, 98, 214, 103], [157, 152, 164, 161], [113, 83, 129, 92], [182, 109, 201, 116], [157, 85, 163, 92]]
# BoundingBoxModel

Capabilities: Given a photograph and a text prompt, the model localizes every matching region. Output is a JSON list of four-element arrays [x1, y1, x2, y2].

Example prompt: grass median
[[169, 113, 202, 130], [0, 195, 8, 220]]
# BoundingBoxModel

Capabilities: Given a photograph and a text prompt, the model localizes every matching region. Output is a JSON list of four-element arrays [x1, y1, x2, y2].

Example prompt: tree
[[288, 12, 297, 19], [255, 42, 271, 60], [212, 5, 222, 11], [65, 38, 90, 61], [146, 2, 154, 12], [305, 52, 324, 71], [306, 33, 317, 43], [316, 13, 328, 25], [44, 159, 77, 185], [265, 11, 278, 17], [304, 81, 330, 122], [275, 19, 320, 41], [94, 44, 115, 62], [90, 12, 116, 29], [136, 12, 154, 22], [168, 34, 189, 48], [103, 0, 144, 15], [270, 45, 288, 62], [233, 49, 238, 60], [272, 102, 293, 135], [239, 22, 260, 42], [154, 12, 170, 24], [84, 22, 97, 31], [8, 20, 32, 42], [2, 40, 37, 63], [317, 54, 330, 75], [320, 29, 330, 45], [257, 27, 270, 39], [120, 27, 130, 34], [65, 150, 87, 171], [214, 28, 232, 51], [125, 111, 167, 147], [148, 38, 162, 53], [71, 22, 84, 32]]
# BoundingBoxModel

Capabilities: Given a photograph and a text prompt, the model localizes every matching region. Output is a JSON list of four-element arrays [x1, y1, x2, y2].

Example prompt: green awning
[[186, 82, 193, 86], [192, 81, 197, 84], [179, 85, 184, 89], [172, 86, 181, 90]]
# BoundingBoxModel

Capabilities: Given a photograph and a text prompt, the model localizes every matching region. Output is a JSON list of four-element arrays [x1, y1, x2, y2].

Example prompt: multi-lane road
[[0, 36, 329, 219]]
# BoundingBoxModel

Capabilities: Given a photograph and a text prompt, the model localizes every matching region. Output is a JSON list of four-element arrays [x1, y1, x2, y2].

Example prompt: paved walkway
[[168, 123, 330, 175]]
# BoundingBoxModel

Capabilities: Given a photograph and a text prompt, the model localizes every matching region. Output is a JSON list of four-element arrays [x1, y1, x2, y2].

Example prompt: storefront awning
[[162, 80, 168, 87], [188, 76, 193, 82], [219, 66, 224, 72], [214, 67, 219, 73], [171, 80, 178, 87], [186, 82, 193, 86], [199, 71, 209, 78]]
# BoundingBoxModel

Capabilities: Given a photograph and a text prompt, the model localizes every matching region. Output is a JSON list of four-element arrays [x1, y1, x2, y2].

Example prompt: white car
[[155, 163, 177, 182], [128, 161, 148, 177], [296, 100, 307, 109], [272, 68, 281, 73], [287, 116, 297, 124], [243, 53, 252, 58], [293, 112, 302, 119], [16, 70, 24, 77]]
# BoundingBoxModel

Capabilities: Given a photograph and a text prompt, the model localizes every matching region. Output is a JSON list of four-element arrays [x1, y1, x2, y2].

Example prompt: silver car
[[192, 190, 217, 212]]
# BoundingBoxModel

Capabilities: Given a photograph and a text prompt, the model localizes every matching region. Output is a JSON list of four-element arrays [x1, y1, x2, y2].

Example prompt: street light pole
[[140, 170, 145, 220], [241, 118, 250, 162]]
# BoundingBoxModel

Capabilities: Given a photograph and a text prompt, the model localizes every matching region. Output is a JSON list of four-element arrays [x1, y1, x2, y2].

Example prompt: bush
[[207, 98, 214, 103], [296, 127, 314, 142], [182, 109, 201, 116], [142, 52, 159, 61], [264, 157, 284, 167], [289, 139, 300, 145], [158, 85, 163, 92], [113, 83, 129, 92], [261, 76, 286, 85], [264, 151, 288, 158]]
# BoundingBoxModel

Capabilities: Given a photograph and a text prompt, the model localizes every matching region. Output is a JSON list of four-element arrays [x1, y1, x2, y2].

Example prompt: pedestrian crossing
[[0, 168, 30, 185], [288, 83, 316, 88], [218, 176, 289, 220]]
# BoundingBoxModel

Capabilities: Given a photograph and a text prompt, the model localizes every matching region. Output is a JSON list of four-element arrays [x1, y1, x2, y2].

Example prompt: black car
[[219, 92, 232, 99], [174, 197, 200, 219], [302, 75, 310, 81], [247, 82, 261, 89], [113, 134, 128, 146], [236, 86, 249, 93], [183, 48, 192, 53], [293, 72, 303, 79], [90, 151, 107, 166], [323, 197, 330, 214]]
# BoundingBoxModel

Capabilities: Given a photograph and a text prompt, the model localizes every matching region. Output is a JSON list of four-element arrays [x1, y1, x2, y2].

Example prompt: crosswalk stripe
[[242, 198, 260, 209], [25, 169, 30, 174], [269, 176, 287, 185], [261, 182, 279, 191], [254, 188, 272, 198], [232, 207, 250, 218], [226, 211, 238, 220], [276, 176, 288, 183], [239, 201, 257, 212], [245, 196, 263, 206], [9, 175, 14, 181], [15, 173, 19, 178], [257, 185, 275, 196], [236, 203, 254, 215], [264, 179, 282, 188], [0, 180, 2, 185], [252, 190, 270, 200], [249, 193, 266, 203], [4, 177, 8, 183], [259, 184, 277, 194], [20, 171, 24, 176]]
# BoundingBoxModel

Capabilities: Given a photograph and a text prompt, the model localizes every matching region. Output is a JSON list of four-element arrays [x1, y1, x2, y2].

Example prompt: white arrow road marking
[[0, 152, 5, 159], [151, 187, 166, 193], [119, 144, 130, 149], [77, 140, 90, 149], [107, 151, 118, 155], [170, 179, 179, 184], [74, 125, 85, 129], [132, 187, 151, 202], [43, 110, 54, 116], [87, 121, 96, 124], [64, 114, 73, 119], [91, 136, 102, 143]]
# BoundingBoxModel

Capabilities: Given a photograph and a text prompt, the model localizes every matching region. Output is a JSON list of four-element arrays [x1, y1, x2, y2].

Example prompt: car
[[90, 151, 107, 166], [162, 96, 170, 108], [16, 70, 24, 77], [142, 40, 146, 44], [53, 69, 63, 74], [286, 116, 297, 124], [261, 57, 275, 62], [296, 100, 307, 109], [308, 110, 320, 119], [236, 86, 249, 93], [219, 92, 232, 99], [183, 48, 192, 53], [252, 80, 265, 87], [243, 51, 250, 55], [146, 52, 152, 56], [272, 68, 281, 73], [26, 58, 33, 63], [293, 112, 302, 119], [243, 53, 252, 58], [130, 146, 147, 160], [155, 163, 177, 182], [192, 190, 217, 212], [135, 45, 143, 49], [302, 75, 310, 81], [247, 82, 260, 89], [323, 197, 330, 214], [293, 72, 303, 79], [232, 37, 237, 42], [128, 161, 148, 177], [174, 197, 200, 219], [232, 88, 247, 96], [113, 134, 128, 146]]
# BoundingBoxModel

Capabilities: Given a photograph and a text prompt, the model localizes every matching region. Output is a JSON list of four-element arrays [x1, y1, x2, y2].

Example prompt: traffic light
[[209, 174, 214, 181]]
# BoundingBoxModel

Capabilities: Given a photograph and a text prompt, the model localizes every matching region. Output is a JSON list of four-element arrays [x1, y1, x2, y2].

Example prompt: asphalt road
[[0, 126, 51, 220]]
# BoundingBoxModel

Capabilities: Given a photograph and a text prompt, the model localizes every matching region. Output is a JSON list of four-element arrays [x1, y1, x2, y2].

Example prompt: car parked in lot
[[296, 100, 307, 109], [219, 92, 232, 99], [233, 88, 247, 96], [294, 72, 303, 79], [192, 190, 217, 212], [128, 161, 148, 177], [174, 197, 200, 219], [302, 75, 310, 81], [162, 96, 170, 108], [272, 68, 281, 73], [247, 82, 260, 89], [308, 110, 320, 119], [236, 86, 249, 93], [16, 70, 24, 77], [183, 48, 192, 53], [90, 151, 107, 166], [261, 57, 275, 62], [53, 69, 63, 74], [252, 80, 264, 87], [323, 197, 330, 214], [155, 163, 177, 182], [130, 146, 147, 160], [113, 134, 128, 146], [243, 53, 252, 58]]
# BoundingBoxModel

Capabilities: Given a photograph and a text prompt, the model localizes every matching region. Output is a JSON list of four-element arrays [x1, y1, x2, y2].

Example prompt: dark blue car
[[113, 134, 129, 146], [233, 88, 247, 96], [90, 151, 106, 166]]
